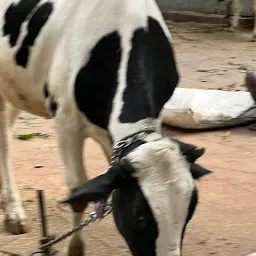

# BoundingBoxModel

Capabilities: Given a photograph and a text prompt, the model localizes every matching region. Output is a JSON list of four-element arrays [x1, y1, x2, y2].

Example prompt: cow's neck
[[108, 58, 161, 144], [109, 117, 162, 144], [108, 86, 160, 144], [107, 14, 178, 144], [107, 22, 156, 143]]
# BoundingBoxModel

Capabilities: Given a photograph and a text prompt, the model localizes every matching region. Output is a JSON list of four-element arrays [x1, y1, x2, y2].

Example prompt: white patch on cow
[[144, 131, 163, 142], [127, 138, 195, 256]]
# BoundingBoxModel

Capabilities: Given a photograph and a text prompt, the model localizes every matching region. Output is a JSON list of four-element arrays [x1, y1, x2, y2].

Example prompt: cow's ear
[[61, 161, 133, 206], [190, 163, 212, 180], [172, 138, 205, 163]]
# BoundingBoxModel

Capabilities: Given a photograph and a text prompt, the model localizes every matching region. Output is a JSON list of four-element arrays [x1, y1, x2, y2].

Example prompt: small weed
[[16, 133, 49, 140], [197, 69, 210, 72]]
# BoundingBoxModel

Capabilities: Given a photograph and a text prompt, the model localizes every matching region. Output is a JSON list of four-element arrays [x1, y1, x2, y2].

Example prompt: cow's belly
[[0, 76, 50, 118]]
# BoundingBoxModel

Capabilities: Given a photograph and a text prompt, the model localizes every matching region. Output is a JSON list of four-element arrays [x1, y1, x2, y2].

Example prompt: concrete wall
[[156, 0, 254, 16]]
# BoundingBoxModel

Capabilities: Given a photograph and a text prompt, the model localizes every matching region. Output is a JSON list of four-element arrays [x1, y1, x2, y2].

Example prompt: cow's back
[[0, 0, 178, 128]]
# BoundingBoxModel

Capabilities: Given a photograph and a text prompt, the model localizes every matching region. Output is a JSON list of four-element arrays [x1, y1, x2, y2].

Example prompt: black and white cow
[[0, 0, 211, 255]]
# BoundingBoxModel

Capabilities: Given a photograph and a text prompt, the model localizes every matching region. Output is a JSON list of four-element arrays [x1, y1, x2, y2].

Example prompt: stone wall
[[156, 0, 254, 16]]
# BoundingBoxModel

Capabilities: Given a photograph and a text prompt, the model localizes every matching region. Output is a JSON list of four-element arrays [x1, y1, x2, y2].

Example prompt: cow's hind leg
[[54, 110, 88, 256], [0, 100, 25, 234]]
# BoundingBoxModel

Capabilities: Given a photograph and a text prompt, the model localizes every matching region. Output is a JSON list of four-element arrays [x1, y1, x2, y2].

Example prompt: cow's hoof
[[68, 236, 85, 256], [4, 217, 27, 235]]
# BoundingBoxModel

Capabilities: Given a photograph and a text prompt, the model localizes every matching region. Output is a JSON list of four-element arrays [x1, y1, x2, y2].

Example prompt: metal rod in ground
[[37, 190, 48, 238]]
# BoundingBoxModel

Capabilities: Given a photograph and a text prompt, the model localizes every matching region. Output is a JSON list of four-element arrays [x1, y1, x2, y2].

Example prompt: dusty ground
[[0, 22, 256, 256]]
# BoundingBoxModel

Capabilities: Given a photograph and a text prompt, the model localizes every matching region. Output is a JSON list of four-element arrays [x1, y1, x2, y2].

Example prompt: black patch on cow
[[49, 96, 58, 117], [15, 2, 53, 68], [43, 83, 57, 116], [112, 181, 158, 256], [43, 83, 49, 98], [119, 17, 179, 123], [3, 0, 41, 47], [147, 17, 179, 116], [119, 28, 152, 123], [172, 138, 205, 164], [181, 188, 198, 245], [74, 32, 121, 129]]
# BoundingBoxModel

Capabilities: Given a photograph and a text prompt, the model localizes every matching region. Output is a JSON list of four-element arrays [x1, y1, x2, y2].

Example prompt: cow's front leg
[[0, 101, 25, 234], [54, 112, 88, 256]]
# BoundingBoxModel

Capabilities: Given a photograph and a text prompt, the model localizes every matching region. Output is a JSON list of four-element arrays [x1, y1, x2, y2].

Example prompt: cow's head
[[63, 137, 211, 256]]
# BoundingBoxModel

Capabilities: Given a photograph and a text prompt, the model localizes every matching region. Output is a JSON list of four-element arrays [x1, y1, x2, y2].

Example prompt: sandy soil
[[0, 22, 255, 256]]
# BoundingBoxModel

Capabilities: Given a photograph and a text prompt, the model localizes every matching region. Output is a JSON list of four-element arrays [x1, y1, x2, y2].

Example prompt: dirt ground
[[0, 22, 256, 256]]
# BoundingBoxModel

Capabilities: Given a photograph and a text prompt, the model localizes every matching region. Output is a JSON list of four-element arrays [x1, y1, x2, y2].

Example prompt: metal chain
[[30, 202, 112, 255], [110, 126, 157, 165]]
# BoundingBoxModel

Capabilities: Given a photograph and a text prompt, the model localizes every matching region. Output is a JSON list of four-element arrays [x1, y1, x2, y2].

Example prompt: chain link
[[30, 203, 112, 255], [110, 126, 157, 165]]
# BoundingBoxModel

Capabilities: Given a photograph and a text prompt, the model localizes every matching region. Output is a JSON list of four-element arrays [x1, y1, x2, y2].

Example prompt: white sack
[[162, 88, 256, 129]]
